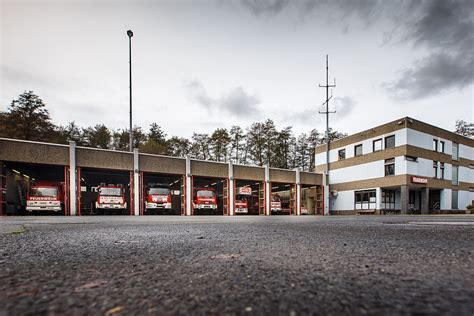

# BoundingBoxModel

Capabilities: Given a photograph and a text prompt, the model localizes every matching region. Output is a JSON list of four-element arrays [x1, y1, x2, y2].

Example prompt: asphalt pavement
[[0, 215, 473, 315]]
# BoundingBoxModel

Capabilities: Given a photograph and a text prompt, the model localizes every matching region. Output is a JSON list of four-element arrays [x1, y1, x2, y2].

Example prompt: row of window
[[338, 135, 395, 160], [355, 189, 460, 210], [433, 138, 460, 161], [432, 161, 459, 185], [432, 161, 445, 179]]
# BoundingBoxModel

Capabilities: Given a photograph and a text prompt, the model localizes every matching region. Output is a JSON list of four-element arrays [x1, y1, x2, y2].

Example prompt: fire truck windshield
[[272, 195, 280, 202], [30, 187, 57, 197], [99, 187, 122, 196], [197, 190, 215, 197], [149, 187, 169, 195]]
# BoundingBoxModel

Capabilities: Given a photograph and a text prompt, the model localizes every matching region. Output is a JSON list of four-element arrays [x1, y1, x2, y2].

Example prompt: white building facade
[[315, 117, 474, 214]]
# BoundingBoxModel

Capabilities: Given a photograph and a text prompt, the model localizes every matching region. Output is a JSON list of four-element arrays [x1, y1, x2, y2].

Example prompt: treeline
[[6, 91, 469, 169], [1, 91, 351, 171]]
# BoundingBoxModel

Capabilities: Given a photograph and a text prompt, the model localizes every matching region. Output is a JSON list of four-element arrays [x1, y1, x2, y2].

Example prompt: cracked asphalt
[[0, 215, 473, 315]]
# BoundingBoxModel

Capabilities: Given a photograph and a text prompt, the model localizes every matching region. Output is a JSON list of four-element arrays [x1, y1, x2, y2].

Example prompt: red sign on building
[[411, 176, 428, 184]]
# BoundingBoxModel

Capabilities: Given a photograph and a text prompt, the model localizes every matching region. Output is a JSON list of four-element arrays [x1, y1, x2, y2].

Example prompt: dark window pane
[[385, 135, 395, 148]]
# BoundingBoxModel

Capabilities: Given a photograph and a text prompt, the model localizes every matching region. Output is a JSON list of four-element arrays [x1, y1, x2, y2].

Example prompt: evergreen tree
[[210, 128, 231, 162], [1, 91, 55, 141]]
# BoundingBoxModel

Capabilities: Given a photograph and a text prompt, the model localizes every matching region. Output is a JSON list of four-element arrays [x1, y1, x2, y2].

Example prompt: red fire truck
[[26, 181, 64, 212], [95, 184, 127, 211], [235, 186, 252, 214], [271, 194, 282, 214], [145, 185, 172, 213], [193, 188, 217, 213]]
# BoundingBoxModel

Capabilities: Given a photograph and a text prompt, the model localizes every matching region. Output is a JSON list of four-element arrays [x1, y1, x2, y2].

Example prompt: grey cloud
[[385, 0, 474, 99], [333, 96, 356, 117], [383, 53, 474, 100], [240, 0, 289, 16], [239, 0, 474, 99], [185, 80, 261, 117], [287, 96, 355, 125]]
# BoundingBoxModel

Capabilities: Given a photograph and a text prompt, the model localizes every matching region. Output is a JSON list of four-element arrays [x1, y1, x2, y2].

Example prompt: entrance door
[[429, 190, 441, 210]]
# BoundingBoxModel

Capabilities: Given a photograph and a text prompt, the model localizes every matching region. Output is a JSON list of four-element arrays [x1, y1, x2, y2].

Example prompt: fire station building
[[315, 117, 474, 214]]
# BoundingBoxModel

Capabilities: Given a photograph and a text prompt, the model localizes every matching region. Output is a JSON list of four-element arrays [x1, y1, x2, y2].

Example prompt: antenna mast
[[318, 54, 336, 215]]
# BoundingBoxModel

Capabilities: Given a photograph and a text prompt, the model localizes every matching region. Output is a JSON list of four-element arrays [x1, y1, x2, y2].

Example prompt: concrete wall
[[233, 165, 265, 181], [270, 168, 295, 183], [0, 139, 69, 166], [76, 147, 133, 170], [191, 160, 228, 178], [300, 172, 322, 186], [140, 154, 186, 175]]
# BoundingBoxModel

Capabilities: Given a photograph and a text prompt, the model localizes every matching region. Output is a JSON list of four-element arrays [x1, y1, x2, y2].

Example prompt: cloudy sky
[[1, 0, 473, 138]]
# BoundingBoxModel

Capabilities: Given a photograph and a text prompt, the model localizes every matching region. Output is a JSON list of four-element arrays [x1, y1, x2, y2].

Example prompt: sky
[[1, 0, 473, 138]]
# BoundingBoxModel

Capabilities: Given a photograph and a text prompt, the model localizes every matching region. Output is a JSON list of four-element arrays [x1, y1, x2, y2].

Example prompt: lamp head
[[127, 30, 133, 37]]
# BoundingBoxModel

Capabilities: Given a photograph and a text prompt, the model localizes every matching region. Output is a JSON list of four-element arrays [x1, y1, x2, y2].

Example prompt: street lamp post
[[127, 29, 133, 152]]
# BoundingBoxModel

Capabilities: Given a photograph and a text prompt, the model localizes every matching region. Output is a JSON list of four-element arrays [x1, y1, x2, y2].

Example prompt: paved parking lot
[[0, 215, 473, 315]]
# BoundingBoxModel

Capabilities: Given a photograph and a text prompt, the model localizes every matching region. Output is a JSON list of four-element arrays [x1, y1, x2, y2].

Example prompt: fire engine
[[193, 188, 217, 213], [271, 194, 282, 213], [145, 185, 172, 213], [235, 186, 252, 214], [95, 184, 127, 211], [26, 181, 64, 212]]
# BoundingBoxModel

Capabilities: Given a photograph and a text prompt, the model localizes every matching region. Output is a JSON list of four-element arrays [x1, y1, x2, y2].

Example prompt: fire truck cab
[[145, 185, 172, 212], [271, 194, 282, 214], [95, 184, 127, 211], [26, 181, 64, 212], [235, 186, 252, 214], [193, 188, 217, 213]]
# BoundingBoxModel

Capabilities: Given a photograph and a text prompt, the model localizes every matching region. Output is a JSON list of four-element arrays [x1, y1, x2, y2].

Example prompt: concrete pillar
[[400, 185, 409, 214], [295, 169, 301, 216], [185, 156, 192, 216], [421, 187, 429, 214], [376, 187, 382, 212], [133, 148, 140, 216], [69, 141, 77, 216], [228, 161, 234, 216], [323, 174, 329, 215], [265, 164, 270, 216]]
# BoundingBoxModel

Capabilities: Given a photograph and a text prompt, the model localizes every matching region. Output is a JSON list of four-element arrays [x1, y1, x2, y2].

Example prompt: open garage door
[[2, 162, 68, 216], [0, 162, 6, 215], [270, 182, 294, 215], [234, 179, 261, 215], [141, 172, 182, 215], [258, 182, 265, 215], [77, 167, 131, 216], [192, 176, 225, 215]]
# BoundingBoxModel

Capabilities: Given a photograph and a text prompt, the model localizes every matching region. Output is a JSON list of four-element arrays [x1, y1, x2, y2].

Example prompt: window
[[385, 158, 395, 176], [355, 190, 376, 210], [382, 190, 395, 210], [385, 135, 395, 149], [405, 155, 418, 162], [452, 165, 459, 185], [440, 162, 445, 179], [452, 142, 459, 160], [451, 190, 458, 209], [433, 161, 438, 178], [439, 141, 445, 153], [432, 139, 438, 151], [354, 144, 363, 157], [373, 139, 382, 152], [338, 149, 346, 160]]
